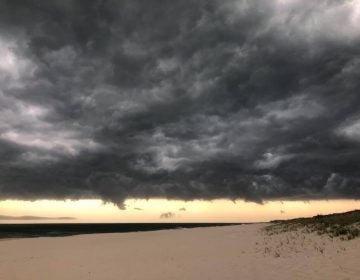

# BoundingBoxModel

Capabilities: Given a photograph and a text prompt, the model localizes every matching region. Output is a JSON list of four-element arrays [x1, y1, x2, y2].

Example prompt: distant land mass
[[0, 215, 76, 220]]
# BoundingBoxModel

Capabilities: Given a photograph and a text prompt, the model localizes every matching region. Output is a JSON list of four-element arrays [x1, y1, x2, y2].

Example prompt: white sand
[[1, 224, 359, 280]]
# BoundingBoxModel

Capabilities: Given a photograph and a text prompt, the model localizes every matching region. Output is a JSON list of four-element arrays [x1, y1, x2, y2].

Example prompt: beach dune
[[1, 224, 359, 280]]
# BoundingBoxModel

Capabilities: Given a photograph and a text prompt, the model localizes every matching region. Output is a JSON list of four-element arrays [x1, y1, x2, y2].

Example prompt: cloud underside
[[0, 0, 360, 207]]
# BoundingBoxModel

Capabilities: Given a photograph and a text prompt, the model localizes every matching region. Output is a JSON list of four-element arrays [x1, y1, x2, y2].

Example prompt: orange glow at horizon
[[0, 198, 359, 223]]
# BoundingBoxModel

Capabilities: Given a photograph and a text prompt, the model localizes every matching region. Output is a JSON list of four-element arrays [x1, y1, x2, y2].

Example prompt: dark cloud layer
[[0, 0, 360, 207]]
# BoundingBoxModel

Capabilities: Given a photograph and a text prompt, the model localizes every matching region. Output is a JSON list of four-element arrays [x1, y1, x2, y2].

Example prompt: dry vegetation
[[265, 210, 360, 240], [255, 210, 360, 258]]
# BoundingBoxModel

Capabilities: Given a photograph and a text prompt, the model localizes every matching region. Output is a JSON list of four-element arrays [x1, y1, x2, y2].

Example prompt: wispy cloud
[[160, 212, 176, 219], [0, 215, 76, 220]]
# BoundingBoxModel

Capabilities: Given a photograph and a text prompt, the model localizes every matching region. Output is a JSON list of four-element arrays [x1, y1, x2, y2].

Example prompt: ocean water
[[0, 223, 240, 239]]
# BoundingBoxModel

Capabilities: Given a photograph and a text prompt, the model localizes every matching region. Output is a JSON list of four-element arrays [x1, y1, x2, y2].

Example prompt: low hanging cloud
[[0, 215, 75, 220], [0, 0, 360, 207], [160, 212, 176, 219]]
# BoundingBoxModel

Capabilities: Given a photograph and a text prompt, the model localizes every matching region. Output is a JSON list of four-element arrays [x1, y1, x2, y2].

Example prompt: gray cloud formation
[[0, 0, 360, 207], [0, 215, 75, 220], [160, 212, 176, 219]]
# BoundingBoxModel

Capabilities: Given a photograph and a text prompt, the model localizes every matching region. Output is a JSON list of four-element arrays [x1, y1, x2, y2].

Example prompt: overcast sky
[[0, 0, 359, 208]]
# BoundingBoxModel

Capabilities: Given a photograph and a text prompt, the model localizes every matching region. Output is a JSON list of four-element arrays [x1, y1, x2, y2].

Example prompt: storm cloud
[[0, 0, 360, 207]]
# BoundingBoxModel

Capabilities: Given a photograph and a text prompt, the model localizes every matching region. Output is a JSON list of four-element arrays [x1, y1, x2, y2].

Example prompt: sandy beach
[[1, 224, 359, 280]]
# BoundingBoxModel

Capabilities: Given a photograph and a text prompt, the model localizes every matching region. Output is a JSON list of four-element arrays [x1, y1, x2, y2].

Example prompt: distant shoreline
[[0, 222, 244, 239]]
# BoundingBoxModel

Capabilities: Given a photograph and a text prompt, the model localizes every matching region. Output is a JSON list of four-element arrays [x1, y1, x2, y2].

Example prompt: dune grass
[[265, 210, 360, 240]]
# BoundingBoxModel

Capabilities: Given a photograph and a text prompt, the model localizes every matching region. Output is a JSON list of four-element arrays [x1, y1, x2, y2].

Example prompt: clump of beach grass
[[264, 210, 360, 240]]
